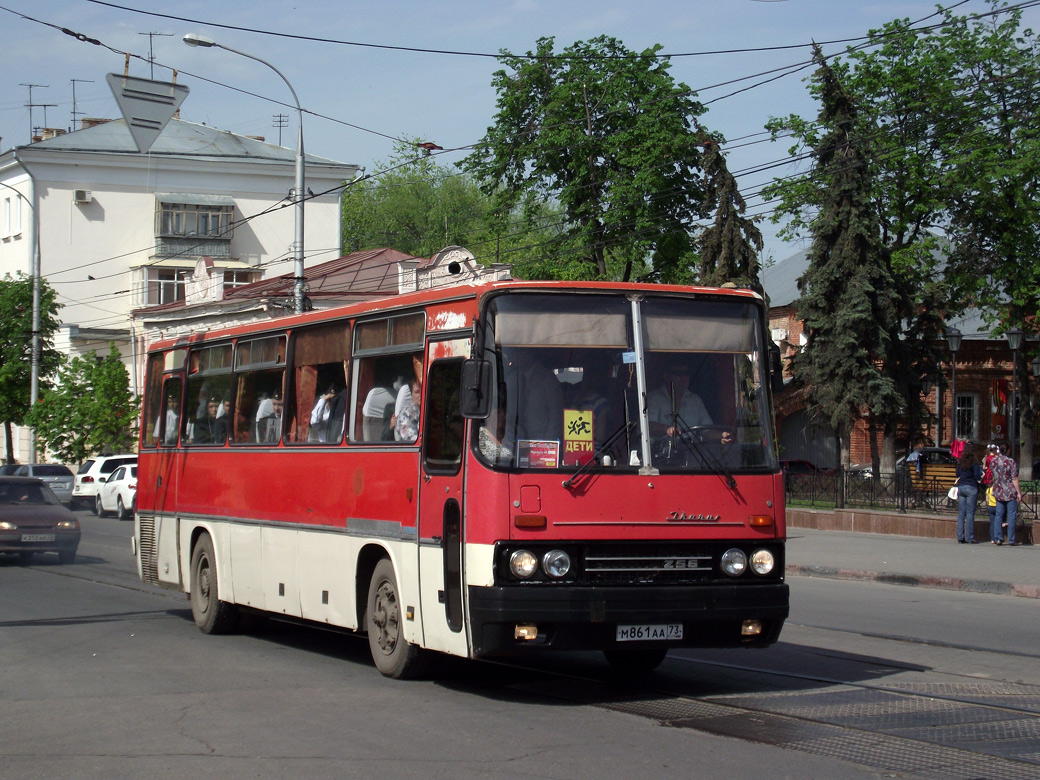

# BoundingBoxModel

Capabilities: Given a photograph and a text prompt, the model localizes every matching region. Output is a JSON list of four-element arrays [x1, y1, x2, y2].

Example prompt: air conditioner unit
[[73, 189, 92, 204]]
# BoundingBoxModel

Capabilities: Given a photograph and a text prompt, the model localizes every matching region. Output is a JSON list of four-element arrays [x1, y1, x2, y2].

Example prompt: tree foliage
[[787, 47, 904, 467], [27, 344, 137, 464], [342, 140, 564, 274], [462, 36, 713, 283], [0, 273, 62, 463], [697, 139, 764, 293]]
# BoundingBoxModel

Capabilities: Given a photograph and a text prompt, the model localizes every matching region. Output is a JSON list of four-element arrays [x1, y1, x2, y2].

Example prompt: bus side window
[[423, 359, 464, 473], [233, 368, 285, 444], [288, 323, 350, 445], [156, 378, 182, 447], [141, 352, 165, 448]]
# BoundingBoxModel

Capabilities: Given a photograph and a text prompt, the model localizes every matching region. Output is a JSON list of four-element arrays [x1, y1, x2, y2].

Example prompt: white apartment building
[[0, 117, 359, 463]]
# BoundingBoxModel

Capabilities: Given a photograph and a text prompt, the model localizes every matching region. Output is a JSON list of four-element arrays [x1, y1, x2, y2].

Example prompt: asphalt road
[[2, 510, 1037, 780]]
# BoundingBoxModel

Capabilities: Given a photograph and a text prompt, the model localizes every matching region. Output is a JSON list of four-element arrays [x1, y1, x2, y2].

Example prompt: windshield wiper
[[563, 421, 636, 489], [670, 414, 737, 490]]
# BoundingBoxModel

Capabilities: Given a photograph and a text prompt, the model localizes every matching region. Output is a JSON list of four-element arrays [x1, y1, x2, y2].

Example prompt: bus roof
[[144, 279, 763, 353]]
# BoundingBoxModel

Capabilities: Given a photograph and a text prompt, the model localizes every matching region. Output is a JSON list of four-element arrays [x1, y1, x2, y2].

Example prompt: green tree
[[462, 36, 711, 282], [764, 20, 954, 470], [0, 273, 62, 463], [936, 3, 1040, 473], [28, 344, 138, 464], [342, 140, 564, 273], [788, 47, 904, 471], [697, 139, 764, 293]]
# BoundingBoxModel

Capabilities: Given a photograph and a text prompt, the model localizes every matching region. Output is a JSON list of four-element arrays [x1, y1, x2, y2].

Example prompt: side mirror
[[460, 359, 491, 418]]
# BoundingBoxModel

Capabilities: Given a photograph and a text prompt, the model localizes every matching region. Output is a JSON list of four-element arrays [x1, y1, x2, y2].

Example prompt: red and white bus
[[134, 280, 789, 677]]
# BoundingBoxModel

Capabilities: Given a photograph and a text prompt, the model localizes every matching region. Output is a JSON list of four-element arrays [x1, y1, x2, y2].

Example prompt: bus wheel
[[367, 558, 428, 679], [603, 648, 668, 674], [190, 534, 238, 634]]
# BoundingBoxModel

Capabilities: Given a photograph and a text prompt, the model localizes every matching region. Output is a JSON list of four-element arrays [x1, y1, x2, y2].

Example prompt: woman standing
[[955, 442, 983, 544]]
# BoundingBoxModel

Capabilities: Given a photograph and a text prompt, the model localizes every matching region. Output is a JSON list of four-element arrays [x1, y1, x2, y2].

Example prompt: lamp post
[[183, 33, 306, 315], [1006, 327, 1024, 462], [946, 327, 962, 444], [922, 377, 936, 446]]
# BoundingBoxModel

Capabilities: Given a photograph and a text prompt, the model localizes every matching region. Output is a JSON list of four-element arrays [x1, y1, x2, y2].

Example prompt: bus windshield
[[473, 292, 778, 474]]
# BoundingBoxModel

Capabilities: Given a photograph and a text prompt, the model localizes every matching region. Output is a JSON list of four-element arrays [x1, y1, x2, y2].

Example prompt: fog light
[[542, 549, 571, 578], [515, 623, 539, 640], [720, 548, 747, 577], [509, 550, 539, 579], [750, 548, 775, 575], [742, 619, 763, 636]]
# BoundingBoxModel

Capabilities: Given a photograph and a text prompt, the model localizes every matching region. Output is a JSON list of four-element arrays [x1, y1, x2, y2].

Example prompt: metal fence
[[784, 470, 1039, 520]]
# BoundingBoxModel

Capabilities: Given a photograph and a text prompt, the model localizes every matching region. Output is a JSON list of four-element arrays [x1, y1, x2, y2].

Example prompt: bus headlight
[[509, 550, 539, 579], [542, 549, 571, 579], [750, 549, 775, 575], [720, 548, 748, 577]]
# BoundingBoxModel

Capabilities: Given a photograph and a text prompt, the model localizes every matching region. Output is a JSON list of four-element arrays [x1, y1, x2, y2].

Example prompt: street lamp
[[1006, 327, 1024, 462], [946, 327, 962, 444], [183, 33, 306, 315]]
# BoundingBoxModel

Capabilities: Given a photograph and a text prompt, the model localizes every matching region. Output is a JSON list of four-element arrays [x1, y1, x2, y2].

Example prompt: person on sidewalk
[[989, 443, 1022, 545], [954, 442, 982, 543], [983, 443, 998, 539]]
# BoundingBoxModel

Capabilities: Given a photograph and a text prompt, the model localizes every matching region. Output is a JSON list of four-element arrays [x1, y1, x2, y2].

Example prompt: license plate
[[616, 623, 683, 642], [21, 533, 55, 542]]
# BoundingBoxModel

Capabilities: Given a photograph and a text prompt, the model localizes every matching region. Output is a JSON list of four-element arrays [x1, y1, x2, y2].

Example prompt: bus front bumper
[[467, 582, 789, 657]]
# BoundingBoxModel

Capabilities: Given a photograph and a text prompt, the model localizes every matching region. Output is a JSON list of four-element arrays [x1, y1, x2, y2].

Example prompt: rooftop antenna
[[20, 83, 49, 143], [139, 31, 174, 78], [70, 79, 95, 130], [273, 113, 288, 145]]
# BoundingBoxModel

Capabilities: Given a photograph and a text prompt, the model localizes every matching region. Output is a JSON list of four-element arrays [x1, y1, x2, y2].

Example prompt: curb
[[786, 564, 1040, 600]]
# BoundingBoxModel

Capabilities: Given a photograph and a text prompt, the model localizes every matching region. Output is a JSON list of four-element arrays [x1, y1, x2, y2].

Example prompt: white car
[[95, 465, 137, 520], [72, 454, 136, 509]]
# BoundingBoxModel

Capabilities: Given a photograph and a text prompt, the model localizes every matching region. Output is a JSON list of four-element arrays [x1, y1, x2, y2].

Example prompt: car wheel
[[366, 558, 429, 679], [94, 493, 106, 517], [190, 533, 238, 634], [117, 496, 127, 521], [18, 551, 33, 566], [58, 549, 76, 565], [603, 648, 669, 674]]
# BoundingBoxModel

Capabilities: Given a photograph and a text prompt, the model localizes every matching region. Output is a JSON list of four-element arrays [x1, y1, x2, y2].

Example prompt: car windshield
[[0, 482, 60, 505], [472, 292, 777, 474], [34, 465, 72, 477]]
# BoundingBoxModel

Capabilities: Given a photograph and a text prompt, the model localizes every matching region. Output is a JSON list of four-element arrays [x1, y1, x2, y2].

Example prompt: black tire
[[58, 548, 76, 565], [116, 496, 127, 521], [190, 533, 238, 634], [94, 493, 106, 517], [603, 648, 668, 674], [366, 558, 428, 679]]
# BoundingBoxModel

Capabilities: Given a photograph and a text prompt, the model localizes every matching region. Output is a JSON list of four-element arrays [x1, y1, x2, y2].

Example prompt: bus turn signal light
[[749, 515, 773, 527], [515, 623, 539, 641], [514, 515, 547, 530]]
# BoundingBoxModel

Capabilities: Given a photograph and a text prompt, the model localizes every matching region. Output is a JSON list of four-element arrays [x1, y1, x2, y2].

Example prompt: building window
[[155, 201, 234, 239], [146, 268, 190, 305], [955, 393, 978, 441], [223, 269, 260, 294]]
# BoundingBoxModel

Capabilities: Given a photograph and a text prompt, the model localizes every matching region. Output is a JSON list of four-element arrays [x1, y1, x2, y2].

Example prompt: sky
[[2, 0, 1036, 267]]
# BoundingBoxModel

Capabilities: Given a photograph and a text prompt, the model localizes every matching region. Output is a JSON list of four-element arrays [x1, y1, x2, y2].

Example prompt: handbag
[[947, 486, 959, 501]]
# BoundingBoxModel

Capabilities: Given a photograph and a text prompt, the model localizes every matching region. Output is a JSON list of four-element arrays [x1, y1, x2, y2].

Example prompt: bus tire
[[603, 648, 668, 674], [366, 558, 428, 679], [190, 533, 238, 635]]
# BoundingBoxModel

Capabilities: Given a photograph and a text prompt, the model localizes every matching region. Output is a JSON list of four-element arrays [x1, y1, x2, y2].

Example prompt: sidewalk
[[786, 528, 1040, 599]]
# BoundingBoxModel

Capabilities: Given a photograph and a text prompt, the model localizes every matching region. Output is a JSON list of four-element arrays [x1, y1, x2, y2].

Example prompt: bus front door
[[417, 356, 469, 657]]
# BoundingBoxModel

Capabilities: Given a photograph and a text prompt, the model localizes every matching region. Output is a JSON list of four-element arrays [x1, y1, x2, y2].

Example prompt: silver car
[[13, 464, 75, 505]]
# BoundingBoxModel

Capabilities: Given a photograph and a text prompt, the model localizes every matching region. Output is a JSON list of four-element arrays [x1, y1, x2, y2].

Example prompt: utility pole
[[139, 31, 174, 79], [70, 79, 95, 131], [273, 113, 288, 146]]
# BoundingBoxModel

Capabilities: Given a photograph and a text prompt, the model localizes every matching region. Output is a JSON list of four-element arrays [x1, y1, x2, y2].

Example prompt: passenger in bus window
[[255, 392, 283, 443], [504, 349, 564, 444], [193, 396, 228, 445], [311, 383, 347, 443], [154, 392, 180, 446], [479, 407, 512, 464], [393, 379, 421, 443], [647, 360, 731, 443]]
